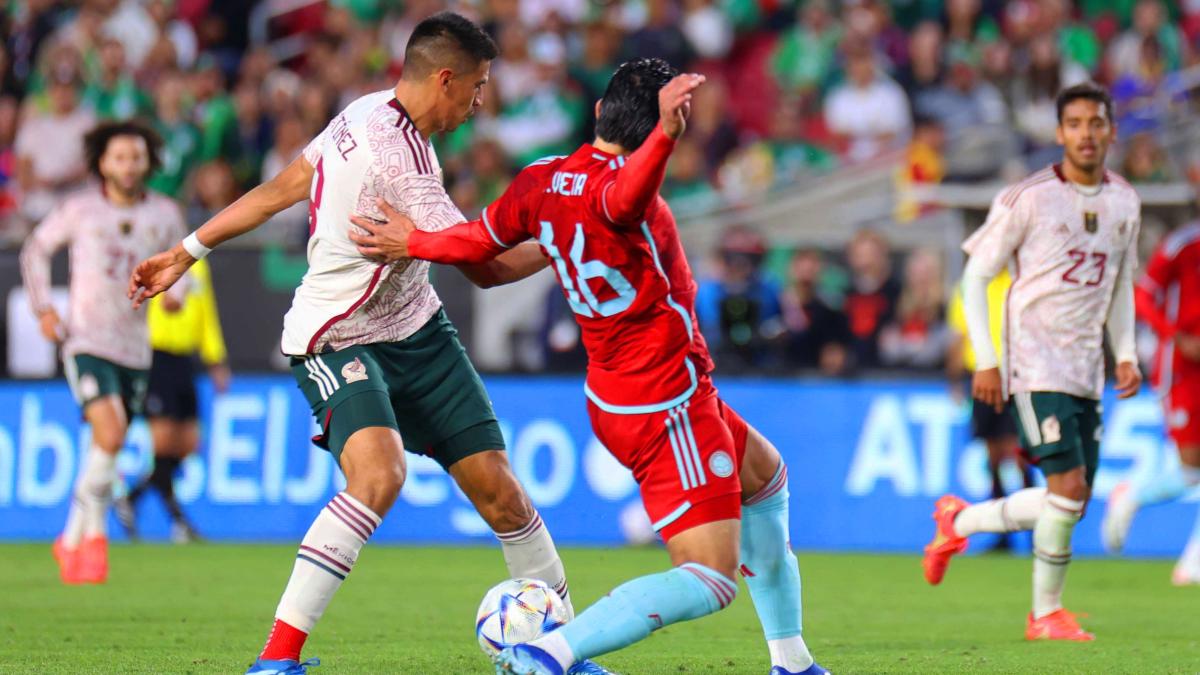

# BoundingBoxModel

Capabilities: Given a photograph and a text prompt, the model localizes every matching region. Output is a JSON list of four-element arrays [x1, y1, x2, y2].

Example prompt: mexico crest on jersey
[[1083, 212, 1098, 233], [119, 221, 132, 235], [342, 357, 368, 383]]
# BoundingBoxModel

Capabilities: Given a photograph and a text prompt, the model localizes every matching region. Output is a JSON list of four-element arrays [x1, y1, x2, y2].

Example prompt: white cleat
[[1101, 481, 1138, 554], [1171, 562, 1200, 586]]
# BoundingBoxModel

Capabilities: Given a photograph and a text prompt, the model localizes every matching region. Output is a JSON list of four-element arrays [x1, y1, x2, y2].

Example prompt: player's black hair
[[1055, 81, 1113, 124], [595, 58, 678, 151], [403, 12, 498, 79], [83, 119, 163, 179]]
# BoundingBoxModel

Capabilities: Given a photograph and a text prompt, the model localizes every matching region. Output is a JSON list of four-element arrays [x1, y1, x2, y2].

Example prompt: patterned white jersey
[[20, 186, 187, 370], [963, 165, 1141, 400], [280, 90, 467, 355]]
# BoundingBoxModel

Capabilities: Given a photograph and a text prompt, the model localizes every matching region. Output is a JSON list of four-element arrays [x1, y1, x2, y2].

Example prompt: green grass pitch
[[0, 544, 1196, 673]]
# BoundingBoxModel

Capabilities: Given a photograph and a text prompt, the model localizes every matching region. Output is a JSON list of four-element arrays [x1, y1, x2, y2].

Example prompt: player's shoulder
[[995, 166, 1059, 209], [1161, 221, 1200, 259], [1103, 169, 1141, 205], [341, 89, 395, 122], [512, 153, 570, 183]]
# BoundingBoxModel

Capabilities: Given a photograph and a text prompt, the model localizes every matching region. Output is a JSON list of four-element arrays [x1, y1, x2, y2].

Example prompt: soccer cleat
[[1171, 560, 1200, 586], [52, 537, 85, 584], [923, 494, 969, 585], [566, 660, 614, 674], [171, 520, 203, 544], [1025, 609, 1094, 641], [1101, 481, 1137, 554], [77, 535, 108, 584], [114, 495, 139, 540], [770, 664, 831, 674], [245, 657, 320, 674], [493, 644, 565, 675]]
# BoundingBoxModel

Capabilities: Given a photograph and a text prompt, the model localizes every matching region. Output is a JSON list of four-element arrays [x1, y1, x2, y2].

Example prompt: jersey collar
[[1052, 163, 1109, 184]]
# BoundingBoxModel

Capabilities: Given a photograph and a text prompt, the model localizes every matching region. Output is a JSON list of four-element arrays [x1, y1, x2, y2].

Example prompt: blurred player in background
[[20, 120, 187, 584], [115, 257, 229, 544], [923, 82, 1141, 641], [353, 58, 829, 675], [128, 13, 600, 675], [945, 268, 1033, 552], [1102, 217, 1200, 585]]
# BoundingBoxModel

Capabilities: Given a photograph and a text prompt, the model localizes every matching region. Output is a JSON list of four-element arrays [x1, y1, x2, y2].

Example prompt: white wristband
[[182, 232, 212, 260]]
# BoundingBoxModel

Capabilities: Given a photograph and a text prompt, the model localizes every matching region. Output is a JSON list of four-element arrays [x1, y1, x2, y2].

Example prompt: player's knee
[[1053, 473, 1089, 503], [91, 427, 125, 454], [346, 457, 406, 515]]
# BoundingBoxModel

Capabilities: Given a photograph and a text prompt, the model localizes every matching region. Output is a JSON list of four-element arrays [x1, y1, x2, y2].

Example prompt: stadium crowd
[[1, 0, 1197, 374]]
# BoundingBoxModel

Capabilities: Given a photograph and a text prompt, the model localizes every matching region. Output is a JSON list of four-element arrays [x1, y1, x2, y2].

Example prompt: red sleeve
[[408, 171, 534, 264], [592, 124, 676, 227], [1135, 244, 1175, 338]]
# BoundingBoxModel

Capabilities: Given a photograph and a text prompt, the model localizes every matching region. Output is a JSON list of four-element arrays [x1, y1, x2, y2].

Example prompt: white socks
[[768, 636, 815, 672], [275, 492, 381, 632], [1032, 493, 1084, 619], [953, 487, 1046, 537], [496, 511, 574, 618], [62, 445, 117, 547]]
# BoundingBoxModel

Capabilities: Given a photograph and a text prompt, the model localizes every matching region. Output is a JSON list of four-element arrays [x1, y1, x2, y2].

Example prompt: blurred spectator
[[681, 0, 733, 61], [879, 248, 949, 370], [147, 70, 199, 197], [231, 82, 271, 186], [186, 159, 238, 227], [568, 21, 621, 141], [895, 21, 944, 105], [191, 57, 237, 163], [624, 0, 693, 70], [83, 37, 153, 120], [842, 229, 900, 369], [663, 137, 719, 209], [15, 66, 94, 224], [772, 0, 842, 97], [0, 97, 20, 241], [491, 34, 584, 167], [8, 0, 64, 94], [696, 226, 783, 371], [1108, 0, 1185, 78], [147, 0, 198, 70], [260, 116, 310, 244], [944, 0, 1000, 48], [895, 116, 946, 222], [1042, 0, 1101, 73], [916, 44, 1012, 179], [687, 77, 741, 174], [1112, 35, 1172, 135], [824, 44, 912, 162], [778, 248, 849, 375], [1121, 132, 1174, 183], [103, 0, 158, 69], [1011, 32, 1087, 165]]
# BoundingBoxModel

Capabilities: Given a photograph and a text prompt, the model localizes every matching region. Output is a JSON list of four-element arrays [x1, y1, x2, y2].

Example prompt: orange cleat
[[1025, 609, 1094, 641], [52, 537, 86, 584], [923, 494, 969, 585], [77, 535, 108, 584]]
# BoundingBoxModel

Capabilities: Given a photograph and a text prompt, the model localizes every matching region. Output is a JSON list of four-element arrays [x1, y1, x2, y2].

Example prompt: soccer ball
[[475, 578, 569, 656]]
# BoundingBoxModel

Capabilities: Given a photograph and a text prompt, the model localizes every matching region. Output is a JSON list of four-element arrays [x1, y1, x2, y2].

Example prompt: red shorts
[[588, 379, 749, 541], [1165, 382, 1200, 447]]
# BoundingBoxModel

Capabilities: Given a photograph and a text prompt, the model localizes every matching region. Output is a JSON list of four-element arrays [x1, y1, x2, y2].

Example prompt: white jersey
[[20, 186, 187, 370], [281, 90, 468, 355], [963, 165, 1141, 400]]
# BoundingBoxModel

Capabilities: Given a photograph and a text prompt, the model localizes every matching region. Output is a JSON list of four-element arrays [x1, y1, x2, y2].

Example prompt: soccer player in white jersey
[[922, 82, 1142, 641], [128, 13, 604, 675], [20, 120, 187, 584]]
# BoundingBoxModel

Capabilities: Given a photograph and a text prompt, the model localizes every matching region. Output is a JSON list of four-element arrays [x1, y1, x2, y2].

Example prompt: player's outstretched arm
[[349, 199, 511, 265], [129, 155, 315, 308], [458, 242, 549, 288], [600, 74, 705, 227]]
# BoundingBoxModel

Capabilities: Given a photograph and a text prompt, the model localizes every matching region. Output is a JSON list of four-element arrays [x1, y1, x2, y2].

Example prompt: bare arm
[[457, 242, 548, 288], [129, 155, 314, 307]]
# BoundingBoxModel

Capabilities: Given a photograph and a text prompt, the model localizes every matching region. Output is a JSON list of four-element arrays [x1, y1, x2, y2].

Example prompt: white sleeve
[[962, 192, 1028, 277], [1106, 219, 1140, 365], [961, 255, 999, 370]]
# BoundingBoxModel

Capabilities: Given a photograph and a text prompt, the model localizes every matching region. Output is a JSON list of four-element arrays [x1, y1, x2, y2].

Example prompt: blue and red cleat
[[770, 664, 831, 675], [493, 645, 613, 675], [245, 657, 320, 674]]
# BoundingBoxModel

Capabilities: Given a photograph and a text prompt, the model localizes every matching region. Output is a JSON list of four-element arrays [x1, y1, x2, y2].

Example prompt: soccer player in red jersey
[[1103, 222, 1200, 584], [350, 58, 829, 675]]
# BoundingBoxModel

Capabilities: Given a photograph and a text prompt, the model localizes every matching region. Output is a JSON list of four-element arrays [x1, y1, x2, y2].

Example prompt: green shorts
[[65, 353, 149, 418], [1010, 391, 1102, 485], [291, 309, 505, 470]]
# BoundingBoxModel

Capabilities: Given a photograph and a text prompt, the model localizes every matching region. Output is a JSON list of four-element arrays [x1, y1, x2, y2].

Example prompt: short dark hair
[[595, 58, 678, 151], [403, 12, 498, 79], [1056, 81, 1113, 124], [83, 120, 163, 179]]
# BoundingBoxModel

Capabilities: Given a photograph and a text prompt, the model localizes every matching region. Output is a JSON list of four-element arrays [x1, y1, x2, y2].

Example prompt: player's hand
[[349, 199, 415, 263], [659, 73, 705, 140], [972, 367, 1005, 413], [1176, 333, 1200, 362], [208, 362, 232, 394], [38, 309, 64, 344], [1115, 361, 1142, 399], [129, 245, 195, 310]]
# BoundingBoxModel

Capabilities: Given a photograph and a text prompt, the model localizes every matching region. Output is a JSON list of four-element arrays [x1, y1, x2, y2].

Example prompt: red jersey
[[410, 126, 715, 413], [1137, 222, 1200, 389]]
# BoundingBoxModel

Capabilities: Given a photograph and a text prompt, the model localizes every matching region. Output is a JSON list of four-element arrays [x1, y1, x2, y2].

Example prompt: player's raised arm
[[129, 153, 315, 308], [597, 74, 704, 227]]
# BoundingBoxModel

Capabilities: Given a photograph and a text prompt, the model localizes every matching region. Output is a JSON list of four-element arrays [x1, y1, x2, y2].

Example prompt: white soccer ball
[[475, 578, 569, 656]]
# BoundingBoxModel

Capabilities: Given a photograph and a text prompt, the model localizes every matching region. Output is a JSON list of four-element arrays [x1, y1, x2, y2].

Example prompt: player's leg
[[733, 405, 824, 675], [496, 392, 746, 675], [251, 351, 401, 673], [152, 417, 201, 542], [383, 311, 579, 615], [1173, 496, 1200, 586]]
